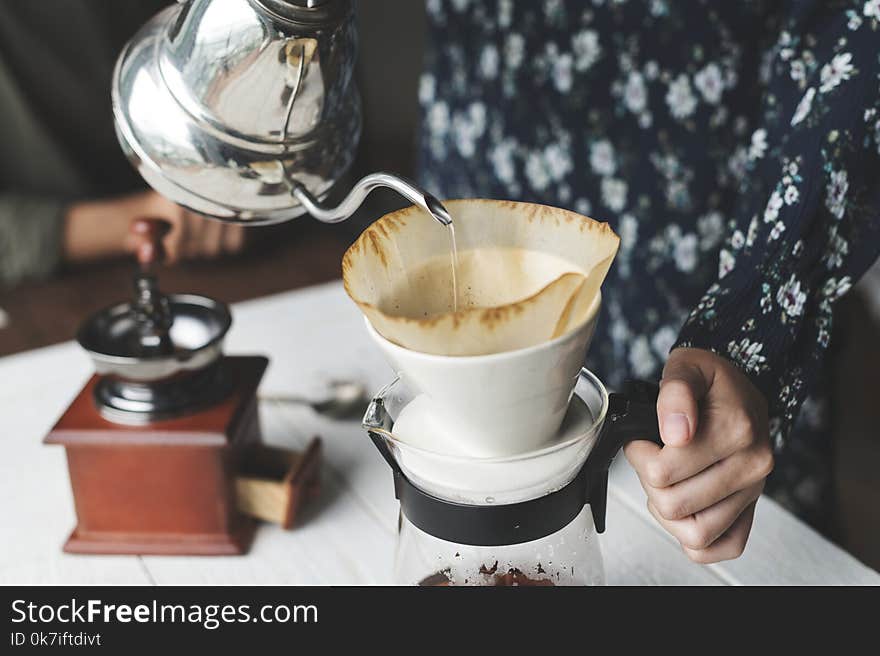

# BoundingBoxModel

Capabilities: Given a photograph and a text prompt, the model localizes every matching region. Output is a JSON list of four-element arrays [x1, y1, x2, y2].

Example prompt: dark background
[[0, 0, 877, 571], [0, 0, 428, 355]]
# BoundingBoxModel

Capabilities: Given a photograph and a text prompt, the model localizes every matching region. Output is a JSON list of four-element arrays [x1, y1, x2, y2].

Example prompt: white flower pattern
[[819, 53, 855, 93], [728, 338, 769, 373], [589, 140, 617, 176], [749, 128, 768, 160], [600, 177, 627, 212], [694, 63, 724, 104], [572, 29, 601, 71], [791, 87, 815, 126], [418, 1, 880, 522], [777, 274, 807, 319], [665, 74, 697, 119], [825, 169, 848, 219]]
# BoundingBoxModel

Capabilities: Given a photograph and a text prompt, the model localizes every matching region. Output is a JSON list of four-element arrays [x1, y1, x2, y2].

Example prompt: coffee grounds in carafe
[[418, 565, 555, 587]]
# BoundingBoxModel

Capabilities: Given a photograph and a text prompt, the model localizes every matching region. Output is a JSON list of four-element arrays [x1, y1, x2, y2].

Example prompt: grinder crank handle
[[128, 218, 174, 353], [585, 379, 664, 533], [130, 218, 172, 271]]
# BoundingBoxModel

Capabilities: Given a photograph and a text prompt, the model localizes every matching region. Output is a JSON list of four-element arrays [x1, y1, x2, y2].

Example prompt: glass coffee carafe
[[396, 506, 605, 586], [363, 369, 662, 586]]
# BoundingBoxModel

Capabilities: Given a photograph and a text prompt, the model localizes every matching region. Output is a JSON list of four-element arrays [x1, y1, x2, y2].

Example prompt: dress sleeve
[[673, 5, 880, 449], [0, 192, 66, 287]]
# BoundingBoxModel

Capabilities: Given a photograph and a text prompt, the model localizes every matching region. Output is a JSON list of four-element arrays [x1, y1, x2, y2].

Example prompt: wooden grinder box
[[45, 356, 268, 556]]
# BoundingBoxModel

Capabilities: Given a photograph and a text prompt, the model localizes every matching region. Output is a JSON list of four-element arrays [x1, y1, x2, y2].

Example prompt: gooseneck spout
[[288, 173, 453, 227]]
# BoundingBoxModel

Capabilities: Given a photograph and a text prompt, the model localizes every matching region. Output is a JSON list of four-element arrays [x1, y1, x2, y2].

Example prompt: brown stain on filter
[[523, 204, 540, 223], [381, 211, 409, 234], [365, 230, 387, 267], [342, 204, 417, 274], [479, 302, 524, 331]]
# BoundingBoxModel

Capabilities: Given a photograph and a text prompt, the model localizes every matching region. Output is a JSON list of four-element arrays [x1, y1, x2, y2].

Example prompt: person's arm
[[674, 15, 880, 450], [626, 6, 880, 562], [62, 191, 245, 264], [0, 190, 246, 287]]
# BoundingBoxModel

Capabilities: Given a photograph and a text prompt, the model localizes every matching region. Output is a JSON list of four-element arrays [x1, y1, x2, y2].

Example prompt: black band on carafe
[[383, 380, 663, 547]]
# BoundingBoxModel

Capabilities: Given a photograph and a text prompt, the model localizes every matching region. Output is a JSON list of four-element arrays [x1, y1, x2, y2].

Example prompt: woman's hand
[[624, 347, 774, 563], [63, 191, 245, 264]]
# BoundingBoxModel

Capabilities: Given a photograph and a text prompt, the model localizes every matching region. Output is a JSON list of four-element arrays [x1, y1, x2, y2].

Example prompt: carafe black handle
[[585, 379, 663, 533]]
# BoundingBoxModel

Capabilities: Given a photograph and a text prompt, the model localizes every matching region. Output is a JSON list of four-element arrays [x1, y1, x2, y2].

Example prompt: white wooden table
[[2, 281, 877, 585]]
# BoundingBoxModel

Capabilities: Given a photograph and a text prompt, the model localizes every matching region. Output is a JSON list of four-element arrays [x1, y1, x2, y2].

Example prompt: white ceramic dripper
[[344, 199, 619, 457], [365, 307, 599, 457]]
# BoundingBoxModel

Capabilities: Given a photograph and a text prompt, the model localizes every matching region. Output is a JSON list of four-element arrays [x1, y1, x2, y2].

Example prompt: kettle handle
[[586, 379, 664, 533]]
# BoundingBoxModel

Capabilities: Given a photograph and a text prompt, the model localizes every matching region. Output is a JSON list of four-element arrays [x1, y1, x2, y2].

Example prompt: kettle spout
[[288, 172, 453, 226]]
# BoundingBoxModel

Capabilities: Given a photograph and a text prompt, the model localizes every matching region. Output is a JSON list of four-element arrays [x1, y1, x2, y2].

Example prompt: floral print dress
[[416, 0, 880, 528]]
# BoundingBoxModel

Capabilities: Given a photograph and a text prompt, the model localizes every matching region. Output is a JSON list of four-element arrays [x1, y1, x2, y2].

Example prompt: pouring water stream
[[447, 222, 459, 313]]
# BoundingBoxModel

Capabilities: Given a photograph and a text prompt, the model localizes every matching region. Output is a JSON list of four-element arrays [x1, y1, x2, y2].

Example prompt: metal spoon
[[259, 380, 369, 419]]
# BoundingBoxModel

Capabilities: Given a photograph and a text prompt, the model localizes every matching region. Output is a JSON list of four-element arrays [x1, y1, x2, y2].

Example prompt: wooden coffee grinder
[[44, 219, 320, 555]]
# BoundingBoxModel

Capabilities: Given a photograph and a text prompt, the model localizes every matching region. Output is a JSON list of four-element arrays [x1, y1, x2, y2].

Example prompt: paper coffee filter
[[342, 199, 619, 356]]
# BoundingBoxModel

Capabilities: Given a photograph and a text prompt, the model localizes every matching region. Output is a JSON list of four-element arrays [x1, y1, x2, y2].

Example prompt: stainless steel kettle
[[112, 0, 450, 226]]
